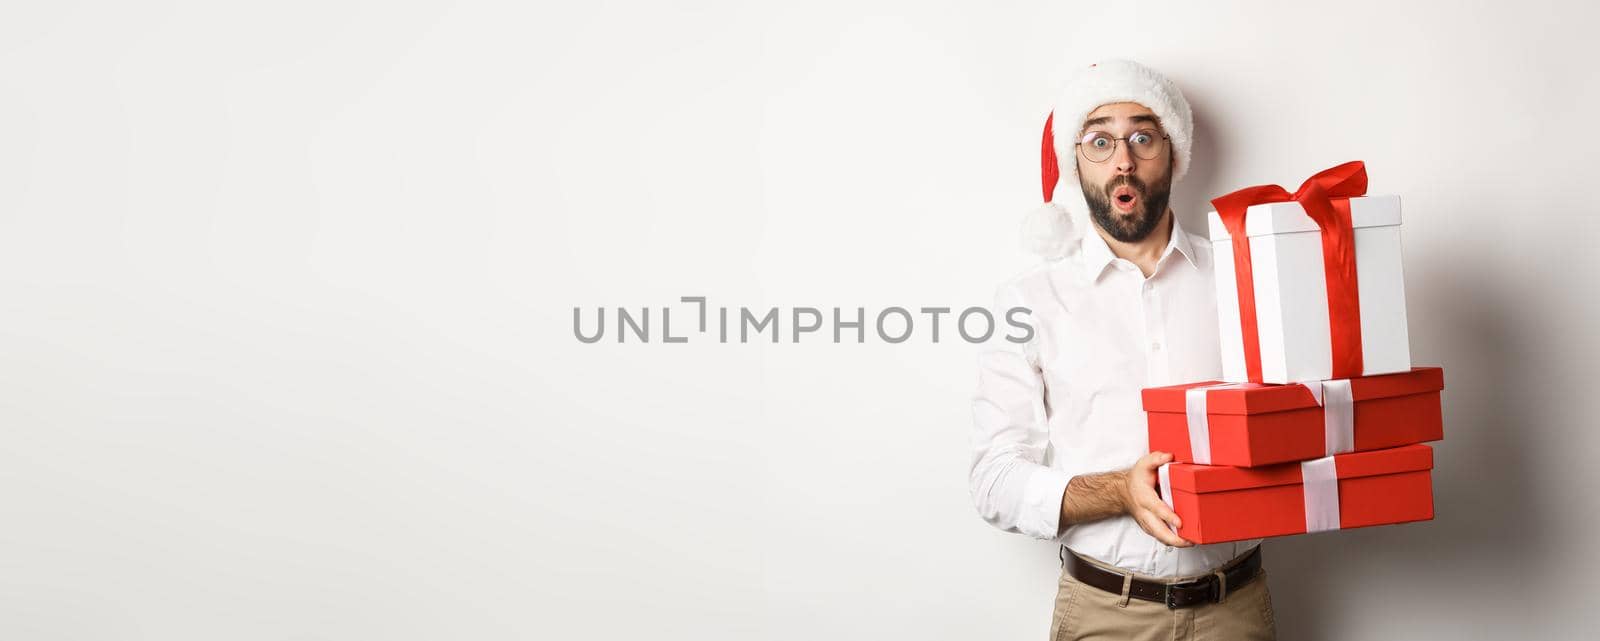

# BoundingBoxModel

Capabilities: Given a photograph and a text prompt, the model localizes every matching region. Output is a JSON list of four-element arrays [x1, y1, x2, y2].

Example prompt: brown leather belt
[[1062, 546, 1262, 609]]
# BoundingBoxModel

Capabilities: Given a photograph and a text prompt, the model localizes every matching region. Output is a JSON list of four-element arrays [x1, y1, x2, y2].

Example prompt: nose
[[1111, 140, 1137, 175]]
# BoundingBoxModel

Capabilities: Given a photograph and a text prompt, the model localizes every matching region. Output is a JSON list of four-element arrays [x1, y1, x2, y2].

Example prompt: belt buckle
[[1164, 576, 1219, 610]]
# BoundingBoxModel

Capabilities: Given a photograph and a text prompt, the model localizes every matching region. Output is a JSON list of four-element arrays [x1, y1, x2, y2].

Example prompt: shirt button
[[1151, 341, 1162, 352]]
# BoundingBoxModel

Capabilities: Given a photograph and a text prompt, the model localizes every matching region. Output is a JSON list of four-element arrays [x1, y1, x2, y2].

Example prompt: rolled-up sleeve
[[969, 282, 1071, 540]]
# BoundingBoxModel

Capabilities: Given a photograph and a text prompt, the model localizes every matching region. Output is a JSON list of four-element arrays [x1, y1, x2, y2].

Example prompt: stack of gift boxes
[[1142, 161, 1443, 544]]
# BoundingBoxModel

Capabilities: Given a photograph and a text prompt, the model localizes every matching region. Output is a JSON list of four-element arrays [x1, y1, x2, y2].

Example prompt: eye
[[1131, 132, 1152, 145], [1088, 134, 1112, 149]]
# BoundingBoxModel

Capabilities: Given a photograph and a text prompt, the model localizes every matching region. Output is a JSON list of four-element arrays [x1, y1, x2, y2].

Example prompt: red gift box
[[1157, 444, 1435, 544], [1143, 367, 1444, 467]]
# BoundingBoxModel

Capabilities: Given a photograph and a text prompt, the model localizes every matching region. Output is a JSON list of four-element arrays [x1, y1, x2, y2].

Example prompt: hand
[[1122, 452, 1192, 548]]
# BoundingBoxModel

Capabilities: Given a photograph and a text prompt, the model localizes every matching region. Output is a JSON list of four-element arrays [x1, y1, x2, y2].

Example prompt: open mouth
[[1111, 185, 1139, 213]]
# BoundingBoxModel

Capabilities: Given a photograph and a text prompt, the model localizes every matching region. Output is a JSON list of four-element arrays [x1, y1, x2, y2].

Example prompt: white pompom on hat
[[1022, 59, 1195, 259]]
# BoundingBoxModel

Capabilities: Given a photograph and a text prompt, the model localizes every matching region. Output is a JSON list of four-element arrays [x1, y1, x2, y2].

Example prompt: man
[[969, 60, 1275, 640]]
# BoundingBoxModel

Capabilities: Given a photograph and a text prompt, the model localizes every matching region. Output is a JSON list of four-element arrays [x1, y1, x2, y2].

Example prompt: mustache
[[1104, 174, 1148, 196]]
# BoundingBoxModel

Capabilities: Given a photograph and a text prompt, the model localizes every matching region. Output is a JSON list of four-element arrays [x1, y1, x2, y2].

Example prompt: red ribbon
[[1210, 161, 1369, 382]]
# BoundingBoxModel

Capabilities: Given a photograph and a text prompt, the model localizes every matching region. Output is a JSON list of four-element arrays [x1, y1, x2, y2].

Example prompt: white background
[[2, 1, 1597, 639]]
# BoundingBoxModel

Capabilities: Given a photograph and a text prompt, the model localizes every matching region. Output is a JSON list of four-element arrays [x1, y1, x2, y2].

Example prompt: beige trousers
[[1048, 552, 1277, 641]]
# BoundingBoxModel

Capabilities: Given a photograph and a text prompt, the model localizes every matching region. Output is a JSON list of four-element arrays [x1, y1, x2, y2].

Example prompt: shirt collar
[[1079, 216, 1201, 282]]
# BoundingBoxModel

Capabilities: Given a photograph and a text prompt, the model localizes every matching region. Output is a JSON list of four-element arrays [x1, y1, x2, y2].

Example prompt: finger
[[1133, 510, 1161, 537], [1137, 511, 1189, 548], [1134, 509, 1174, 542], [1135, 451, 1168, 471], [1138, 504, 1193, 548], [1144, 498, 1183, 531], [1149, 514, 1192, 547]]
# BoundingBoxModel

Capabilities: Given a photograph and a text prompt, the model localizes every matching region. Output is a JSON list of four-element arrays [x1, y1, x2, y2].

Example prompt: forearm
[[1058, 469, 1131, 532]]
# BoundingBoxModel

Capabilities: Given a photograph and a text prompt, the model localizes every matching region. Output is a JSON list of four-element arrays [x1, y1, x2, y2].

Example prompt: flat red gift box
[[1143, 367, 1444, 467], [1159, 444, 1434, 544]]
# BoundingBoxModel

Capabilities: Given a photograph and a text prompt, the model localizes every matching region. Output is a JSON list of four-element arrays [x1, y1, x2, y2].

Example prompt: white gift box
[[1207, 194, 1412, 384]]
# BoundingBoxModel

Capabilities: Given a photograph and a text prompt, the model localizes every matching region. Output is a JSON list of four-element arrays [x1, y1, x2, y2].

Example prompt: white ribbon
[[1183, 383, 1249, 465], [1184, 387, 1213, 464], [1156, 462, 1179, 535], [1299, 379, 1355, 456], [1321, 379, 1355, 455], [1161, 457, 1343, 536], [1300, 456, 1342, 533]]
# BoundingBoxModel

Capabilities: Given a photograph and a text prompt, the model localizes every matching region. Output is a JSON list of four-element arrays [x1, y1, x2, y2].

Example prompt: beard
[[1081, 172, 1172, 243]]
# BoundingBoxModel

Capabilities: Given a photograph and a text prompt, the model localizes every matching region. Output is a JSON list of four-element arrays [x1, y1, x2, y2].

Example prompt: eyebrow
[[1080, 114, 1163, 134]]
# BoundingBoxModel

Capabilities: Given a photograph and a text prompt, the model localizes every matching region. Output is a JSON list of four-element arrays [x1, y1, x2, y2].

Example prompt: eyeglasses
[[1076, 129, 1170, 163]]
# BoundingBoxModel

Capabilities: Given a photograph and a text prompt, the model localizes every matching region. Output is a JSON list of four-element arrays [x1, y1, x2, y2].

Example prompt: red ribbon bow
[[1210, 161, 1369, 382]]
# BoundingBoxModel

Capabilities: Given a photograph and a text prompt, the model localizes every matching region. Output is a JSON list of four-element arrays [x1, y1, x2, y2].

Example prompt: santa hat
[[1022, 59, 1195, 259]]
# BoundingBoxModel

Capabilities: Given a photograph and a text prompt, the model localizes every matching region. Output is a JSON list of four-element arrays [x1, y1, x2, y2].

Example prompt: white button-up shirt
[[969, 220, 1260, 578]]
